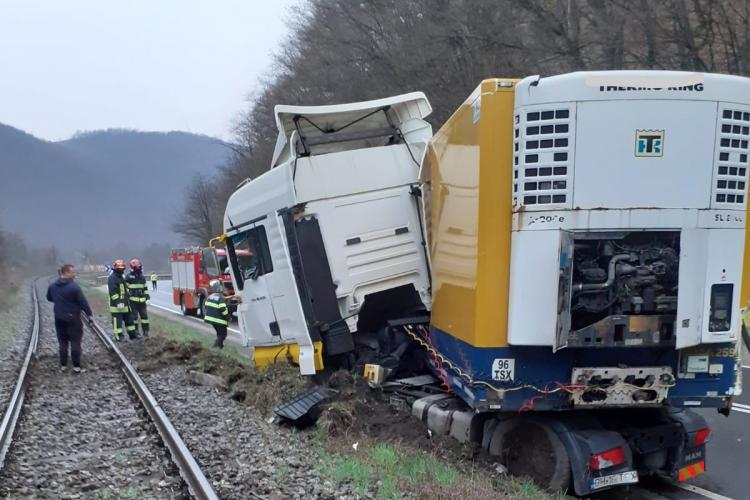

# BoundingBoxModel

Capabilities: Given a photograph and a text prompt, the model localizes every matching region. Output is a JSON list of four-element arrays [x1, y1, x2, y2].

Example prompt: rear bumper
[[537, 407, 708, 496]]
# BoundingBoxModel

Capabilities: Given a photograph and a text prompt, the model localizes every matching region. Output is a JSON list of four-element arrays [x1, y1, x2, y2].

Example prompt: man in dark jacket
[[46, 264, 93, 373]]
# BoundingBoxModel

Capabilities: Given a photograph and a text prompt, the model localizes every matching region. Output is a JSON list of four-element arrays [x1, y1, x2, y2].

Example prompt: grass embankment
[[317, 440, 556, 499], [80, 277, 553, 499], [0, 278, 24, 354]]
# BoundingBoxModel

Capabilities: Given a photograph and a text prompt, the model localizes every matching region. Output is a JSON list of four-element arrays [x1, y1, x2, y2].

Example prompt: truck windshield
[[227, 226, 272, 289], [217, 255, 229, 274], [202, 248, 220, 277]]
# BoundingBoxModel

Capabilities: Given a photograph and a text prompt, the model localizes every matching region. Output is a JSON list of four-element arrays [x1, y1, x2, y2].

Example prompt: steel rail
[[0, 280, 40, 471], [85, 317, 219, 500]]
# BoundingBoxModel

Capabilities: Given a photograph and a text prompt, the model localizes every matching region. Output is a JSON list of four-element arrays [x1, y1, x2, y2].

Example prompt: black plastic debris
[[274, 386, 331, 429]]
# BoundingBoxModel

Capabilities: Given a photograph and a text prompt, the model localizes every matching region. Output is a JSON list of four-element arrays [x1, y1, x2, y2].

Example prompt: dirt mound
[[123, 337, 202, 372], [318, 370, 433, 448], [126, 338, 459, 459]]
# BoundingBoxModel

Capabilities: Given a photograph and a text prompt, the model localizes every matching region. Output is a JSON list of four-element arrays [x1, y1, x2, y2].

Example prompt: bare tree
[[172, 173, 225, 245], [185, 0, 750, 243]]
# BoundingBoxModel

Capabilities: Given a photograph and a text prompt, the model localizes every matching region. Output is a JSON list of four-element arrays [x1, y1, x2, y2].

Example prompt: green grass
[[0, 284, 24, 354], [122, 487, 141, 499], [80, 278, 249, 366], [317, 442, 552, 500]]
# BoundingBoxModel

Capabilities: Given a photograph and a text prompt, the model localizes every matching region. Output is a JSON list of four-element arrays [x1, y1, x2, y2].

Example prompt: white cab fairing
[[224, 93, 433, 373]]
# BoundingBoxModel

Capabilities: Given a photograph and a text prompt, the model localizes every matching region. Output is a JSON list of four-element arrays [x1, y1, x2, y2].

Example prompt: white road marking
[[731, 406, 750, 415], [668, 481, 734, 500], [742, 365, 750, 370], [148, 302, 241, 335]]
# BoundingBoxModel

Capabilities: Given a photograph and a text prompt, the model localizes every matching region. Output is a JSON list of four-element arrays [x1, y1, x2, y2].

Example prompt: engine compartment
[[561, 231, 680, 348]]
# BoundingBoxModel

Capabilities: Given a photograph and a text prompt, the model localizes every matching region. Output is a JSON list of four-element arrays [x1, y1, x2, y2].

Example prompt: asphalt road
[[145, 279, 247, 351], [688, 347, 750, 500], [147, 279, 748, 499]]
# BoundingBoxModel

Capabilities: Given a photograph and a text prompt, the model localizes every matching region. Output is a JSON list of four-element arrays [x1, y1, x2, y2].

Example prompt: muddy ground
[[118, 336, 546, 499]]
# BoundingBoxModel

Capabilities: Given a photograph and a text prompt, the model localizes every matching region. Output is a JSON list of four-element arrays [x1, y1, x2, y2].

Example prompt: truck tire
[[180, 295, 195, 316], [742, 322, 750, 353], [491, 418, 571, 493], [197, 295, 205, 319]]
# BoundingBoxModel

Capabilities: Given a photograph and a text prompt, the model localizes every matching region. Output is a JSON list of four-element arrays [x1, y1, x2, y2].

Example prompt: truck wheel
[[492, 419, 571, 492], [742, 323, 750, 353], [197, 296, 205, 319], [180, 295, 194, 316]]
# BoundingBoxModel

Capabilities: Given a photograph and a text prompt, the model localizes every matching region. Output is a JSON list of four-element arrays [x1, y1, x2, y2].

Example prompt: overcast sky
[[0, 0, 295, 141]]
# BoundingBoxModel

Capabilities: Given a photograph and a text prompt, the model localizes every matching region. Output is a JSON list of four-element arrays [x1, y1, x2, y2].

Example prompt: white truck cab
[[223, 93, 433, 373]]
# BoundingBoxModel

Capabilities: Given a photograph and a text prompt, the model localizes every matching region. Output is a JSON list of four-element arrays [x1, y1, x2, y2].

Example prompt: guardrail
[[95, 274, 172, 286]]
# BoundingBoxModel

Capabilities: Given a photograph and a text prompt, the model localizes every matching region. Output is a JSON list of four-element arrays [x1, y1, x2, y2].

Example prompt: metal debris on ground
[[273, 385, 331, 428]]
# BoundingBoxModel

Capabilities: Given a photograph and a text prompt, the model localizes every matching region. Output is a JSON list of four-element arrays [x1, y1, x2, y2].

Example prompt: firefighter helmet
[[113, 259, 126, 271], [129, 258, 142, 270], [209, 279, 222, 294]]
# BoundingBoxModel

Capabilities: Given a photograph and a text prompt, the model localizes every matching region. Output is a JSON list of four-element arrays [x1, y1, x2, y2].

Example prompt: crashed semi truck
[[222, 71, 749, 495]]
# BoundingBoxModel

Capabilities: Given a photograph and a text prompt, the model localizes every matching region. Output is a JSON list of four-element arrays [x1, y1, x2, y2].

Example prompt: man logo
[[635, 130, 665, 157]]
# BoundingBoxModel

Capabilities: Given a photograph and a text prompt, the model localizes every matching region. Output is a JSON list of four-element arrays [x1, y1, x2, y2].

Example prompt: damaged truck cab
[[223, 94, 433, 374]]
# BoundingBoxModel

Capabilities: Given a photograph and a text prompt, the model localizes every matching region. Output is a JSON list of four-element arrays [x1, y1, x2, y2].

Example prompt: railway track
[[0, 279, 218, 499]]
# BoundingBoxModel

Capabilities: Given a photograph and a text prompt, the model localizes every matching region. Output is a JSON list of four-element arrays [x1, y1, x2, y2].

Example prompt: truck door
[[260, 215, 317, 374], [555, 230, 575, 352], [228, 225, 278, 346], [676, 229, 708, 349]]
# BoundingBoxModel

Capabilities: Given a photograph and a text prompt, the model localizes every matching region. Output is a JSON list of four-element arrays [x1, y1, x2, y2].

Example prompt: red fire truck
[[170, 247, 238, 317]]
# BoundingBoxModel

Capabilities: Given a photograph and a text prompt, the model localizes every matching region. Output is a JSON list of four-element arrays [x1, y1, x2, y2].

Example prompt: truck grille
[[514, 107, 572, 209], [714, 107, 750, 207]]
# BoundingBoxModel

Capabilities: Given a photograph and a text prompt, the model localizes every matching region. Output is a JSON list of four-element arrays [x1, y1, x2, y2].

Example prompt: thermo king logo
[[635, 130, 664, 157]]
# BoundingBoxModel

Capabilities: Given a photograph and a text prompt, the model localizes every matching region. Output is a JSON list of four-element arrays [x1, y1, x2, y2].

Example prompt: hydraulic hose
[[572, 253, 633, 292]]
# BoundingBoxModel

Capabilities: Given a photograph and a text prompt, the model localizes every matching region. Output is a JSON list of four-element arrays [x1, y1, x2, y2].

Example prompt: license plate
[[590, 470, 639, 490]]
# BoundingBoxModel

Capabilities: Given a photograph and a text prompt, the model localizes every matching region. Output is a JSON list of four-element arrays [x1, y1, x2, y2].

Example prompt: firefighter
[[150, 272, 158, 291], [204, 279, 229, 349], [126, 258, 150, 337], [108, 259, 138, 341]]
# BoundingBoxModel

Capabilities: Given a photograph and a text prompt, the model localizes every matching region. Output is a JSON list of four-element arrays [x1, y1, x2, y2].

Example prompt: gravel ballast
[[118, 347, 356, 499], [0, 279, 185, 499], [0, 280, 33, 416]]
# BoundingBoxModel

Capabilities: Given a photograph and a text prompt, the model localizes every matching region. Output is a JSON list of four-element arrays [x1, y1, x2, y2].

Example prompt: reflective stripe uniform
[[108, 272, 137, 340], [126, 270, 150, 336], [204, 293, 229, 348], [150, 273, 158, 290]]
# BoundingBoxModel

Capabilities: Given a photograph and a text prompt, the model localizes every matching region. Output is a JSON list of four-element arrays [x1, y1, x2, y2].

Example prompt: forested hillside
[[176, 0, 750, 241], [0, 124, 232, 265]]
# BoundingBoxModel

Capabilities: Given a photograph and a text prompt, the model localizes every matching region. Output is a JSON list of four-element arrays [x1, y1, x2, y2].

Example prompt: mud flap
[[274, 385, 331, 428]]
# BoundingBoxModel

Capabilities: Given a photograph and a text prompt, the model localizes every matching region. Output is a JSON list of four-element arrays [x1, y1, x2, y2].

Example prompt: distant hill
[[0, 124, 233, 258]]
